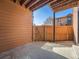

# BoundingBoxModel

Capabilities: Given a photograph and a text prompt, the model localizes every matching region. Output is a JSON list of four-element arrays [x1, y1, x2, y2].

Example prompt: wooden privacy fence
[[55, 26, 74, 41], [33, 25, 74, 41]]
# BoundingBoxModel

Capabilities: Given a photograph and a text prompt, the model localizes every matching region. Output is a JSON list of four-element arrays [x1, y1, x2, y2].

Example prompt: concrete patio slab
[[0, 41, 76, 59]]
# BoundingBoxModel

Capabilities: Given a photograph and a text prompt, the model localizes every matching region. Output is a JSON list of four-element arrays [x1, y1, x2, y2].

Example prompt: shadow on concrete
[[11, 42, 68, 59]]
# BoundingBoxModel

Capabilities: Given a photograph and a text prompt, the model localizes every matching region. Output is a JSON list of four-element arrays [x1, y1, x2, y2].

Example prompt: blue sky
[[33, 5, 73, 25]]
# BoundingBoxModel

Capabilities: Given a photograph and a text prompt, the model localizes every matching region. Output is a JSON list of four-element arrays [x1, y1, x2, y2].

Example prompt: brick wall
[[0, 0, 32, 53]]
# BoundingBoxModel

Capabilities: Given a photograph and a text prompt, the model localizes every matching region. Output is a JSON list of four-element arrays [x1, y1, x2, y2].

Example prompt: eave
[[49, 0, 79, 12], [11, 0, 57, 11]]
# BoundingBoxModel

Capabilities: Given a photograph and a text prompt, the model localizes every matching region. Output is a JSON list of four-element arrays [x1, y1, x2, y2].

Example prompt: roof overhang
[[12, 0, 57, 11], [12, 0, 79, 12], [49, 0, 79, 12]]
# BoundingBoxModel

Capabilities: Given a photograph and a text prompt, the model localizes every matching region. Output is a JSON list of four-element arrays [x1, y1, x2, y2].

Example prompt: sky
[[33, 5, 73, 25]]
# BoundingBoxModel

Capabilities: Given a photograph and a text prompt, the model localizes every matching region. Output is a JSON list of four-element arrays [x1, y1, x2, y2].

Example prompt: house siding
[[0, 0, 32, 53]]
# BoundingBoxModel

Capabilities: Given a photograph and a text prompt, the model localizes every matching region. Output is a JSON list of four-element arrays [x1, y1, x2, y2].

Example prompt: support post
[[43, 25, 45, 41], [32, 12, 34, 42], [53, 11, 55, 42], [73, 6, 79, 44]]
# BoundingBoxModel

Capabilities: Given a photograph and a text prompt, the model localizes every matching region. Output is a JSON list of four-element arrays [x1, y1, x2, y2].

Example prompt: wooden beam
[[30, 0, 57, 11], [19, 0, 31, 6], [50, 0, 78, 12], [52, 0, 67, 8], [20, 0, 26, 5], [25, 0, 37, 8], [13, 0, 16, 3], [23, 0, 32, 6], [50, 0, 62, 7], [28, 0, 40, 8], [29, 0, 49, 11]]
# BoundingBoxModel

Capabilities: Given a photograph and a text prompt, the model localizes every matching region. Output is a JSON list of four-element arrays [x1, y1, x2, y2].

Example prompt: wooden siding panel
[[0, 0, 32, 53]]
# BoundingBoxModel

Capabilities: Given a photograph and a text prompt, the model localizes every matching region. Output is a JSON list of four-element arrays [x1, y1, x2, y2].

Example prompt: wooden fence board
[[33, 26, 73, 41]]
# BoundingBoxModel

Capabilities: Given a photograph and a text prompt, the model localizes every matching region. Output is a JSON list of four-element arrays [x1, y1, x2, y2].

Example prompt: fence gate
[[33, 26, 45, 41], [33, 26, 53, 41]]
